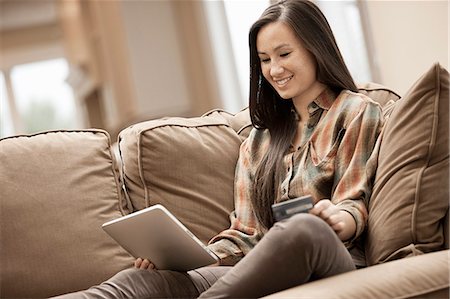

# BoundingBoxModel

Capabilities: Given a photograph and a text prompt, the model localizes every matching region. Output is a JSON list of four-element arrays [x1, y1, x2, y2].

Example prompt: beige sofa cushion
[[366, 63, 449, 265], [357, 82, 401, 107], [263, 249, 449, 299], [0, 130, 134, 298], [118, 112, 251, 245]]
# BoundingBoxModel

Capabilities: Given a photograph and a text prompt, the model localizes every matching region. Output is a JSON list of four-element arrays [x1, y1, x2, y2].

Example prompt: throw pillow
[[365, 63, 449, 265]]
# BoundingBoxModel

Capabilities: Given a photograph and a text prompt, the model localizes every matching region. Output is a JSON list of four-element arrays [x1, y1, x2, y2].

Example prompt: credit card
[[271, 195, 314, 222]]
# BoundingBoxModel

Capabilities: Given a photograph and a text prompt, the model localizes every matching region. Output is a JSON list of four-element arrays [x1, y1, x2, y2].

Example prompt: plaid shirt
[[208, 89, 384, 266]]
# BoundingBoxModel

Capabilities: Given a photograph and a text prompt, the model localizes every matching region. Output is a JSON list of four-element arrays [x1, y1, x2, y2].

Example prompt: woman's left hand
[[309, 199, 356, 241]]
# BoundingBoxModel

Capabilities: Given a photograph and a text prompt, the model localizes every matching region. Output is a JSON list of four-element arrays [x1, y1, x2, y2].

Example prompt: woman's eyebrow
[[257, 43, 291, 55]]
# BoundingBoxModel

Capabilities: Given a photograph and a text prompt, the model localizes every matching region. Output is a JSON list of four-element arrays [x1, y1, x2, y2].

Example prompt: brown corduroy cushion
[[0, 130, 134, 298], [366, 63, 449, 265], [118, 112, 251, 245]]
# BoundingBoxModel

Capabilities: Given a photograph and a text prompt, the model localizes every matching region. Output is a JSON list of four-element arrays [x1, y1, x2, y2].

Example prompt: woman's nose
[[270, 61, 284, 77]]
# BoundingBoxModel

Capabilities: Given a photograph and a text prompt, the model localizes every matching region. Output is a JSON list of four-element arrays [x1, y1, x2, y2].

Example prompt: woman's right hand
[[134, 258, 156, 270]]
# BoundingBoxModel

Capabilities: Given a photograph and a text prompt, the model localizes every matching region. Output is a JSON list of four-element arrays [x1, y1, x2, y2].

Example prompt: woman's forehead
[[256, 21, 301, 53]]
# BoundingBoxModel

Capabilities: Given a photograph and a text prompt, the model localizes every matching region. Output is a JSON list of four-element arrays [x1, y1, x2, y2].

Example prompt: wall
[[119, 1, 192, 119], [366, 0, 448, 96]]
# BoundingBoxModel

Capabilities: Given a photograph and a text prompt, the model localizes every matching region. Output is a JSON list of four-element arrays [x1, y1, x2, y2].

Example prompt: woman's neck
[[292, 83, 327, 121]]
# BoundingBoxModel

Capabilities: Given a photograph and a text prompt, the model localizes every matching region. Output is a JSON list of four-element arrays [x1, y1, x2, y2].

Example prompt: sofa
[[1, 62, 448, 299]]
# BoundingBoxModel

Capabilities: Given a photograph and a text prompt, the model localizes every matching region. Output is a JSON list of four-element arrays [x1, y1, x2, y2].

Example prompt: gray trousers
[[54, 214, 355, 299]]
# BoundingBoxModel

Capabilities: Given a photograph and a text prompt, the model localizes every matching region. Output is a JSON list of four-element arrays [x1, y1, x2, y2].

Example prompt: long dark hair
[[249, 0, 358, 229]]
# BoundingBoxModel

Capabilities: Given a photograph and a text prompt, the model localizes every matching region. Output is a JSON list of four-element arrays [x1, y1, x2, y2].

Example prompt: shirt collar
[[303, 88, 337, 130], [307, 88, 335, 115]]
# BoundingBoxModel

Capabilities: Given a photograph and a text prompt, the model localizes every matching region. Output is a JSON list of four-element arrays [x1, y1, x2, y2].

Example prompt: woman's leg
[[52, 266, 231, 299], [199, 213, 356, 299]]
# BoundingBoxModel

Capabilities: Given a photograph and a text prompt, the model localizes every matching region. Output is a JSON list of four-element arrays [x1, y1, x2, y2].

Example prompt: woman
[[56, 0, 383, 298]]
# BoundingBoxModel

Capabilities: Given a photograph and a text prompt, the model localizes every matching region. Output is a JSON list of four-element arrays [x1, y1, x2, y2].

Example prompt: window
[[223, 0, 270, 107], [0, 72, 14, 138], [207, 0, 374, 112], [2, 58, 78, 137], [316, 0, 374, 83], [203, 0, 269, 113]]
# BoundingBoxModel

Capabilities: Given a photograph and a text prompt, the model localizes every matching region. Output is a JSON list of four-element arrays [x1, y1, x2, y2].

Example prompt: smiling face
[[256, 21, 324, 107]]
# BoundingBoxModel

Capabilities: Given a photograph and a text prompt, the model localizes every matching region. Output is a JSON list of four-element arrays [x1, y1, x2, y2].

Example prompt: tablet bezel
[[102, 204, 218, 271]]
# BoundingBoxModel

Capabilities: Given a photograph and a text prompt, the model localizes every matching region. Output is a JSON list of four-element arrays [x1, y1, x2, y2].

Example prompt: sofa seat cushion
[[0, 130, 134, 298], [118, 112, 251, 245], [366, 63, 449, 265]]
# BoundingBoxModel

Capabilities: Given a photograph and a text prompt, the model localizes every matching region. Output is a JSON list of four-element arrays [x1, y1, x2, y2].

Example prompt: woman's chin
[[277, 93, 293, 100]]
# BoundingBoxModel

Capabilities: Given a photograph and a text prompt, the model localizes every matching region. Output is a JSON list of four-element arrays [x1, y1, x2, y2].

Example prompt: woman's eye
[[260, 58, 270, 64], [280, 52, 291, 57]]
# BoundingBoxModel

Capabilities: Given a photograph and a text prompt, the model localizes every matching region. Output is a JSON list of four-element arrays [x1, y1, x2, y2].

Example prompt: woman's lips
[[275, 75, 293, 87]]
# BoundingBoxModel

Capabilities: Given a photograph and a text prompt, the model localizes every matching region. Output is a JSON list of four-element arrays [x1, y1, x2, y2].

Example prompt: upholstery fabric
[[118, 112, 251, 245], [262, 249, 449, 299], [202, 108, 253, 140], [366, 63, 449, 265], [0, 130, 134, 298], [357, 82, 401, 107]]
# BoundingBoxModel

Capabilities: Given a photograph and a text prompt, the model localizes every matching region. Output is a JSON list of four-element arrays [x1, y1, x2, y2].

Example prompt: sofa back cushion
[[357, 82, 401, 107], [118, 111, 251, 244], [365, 63, 449, 265], [0, 130, 134, 298]]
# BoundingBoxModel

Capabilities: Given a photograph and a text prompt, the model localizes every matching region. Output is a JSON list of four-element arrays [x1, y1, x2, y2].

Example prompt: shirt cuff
[[336, 201, 366, 244], [207, 239, 244, 266]]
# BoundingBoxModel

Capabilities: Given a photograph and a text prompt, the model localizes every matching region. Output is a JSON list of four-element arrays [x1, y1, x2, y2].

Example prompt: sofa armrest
[[263, 250, 449, 299]]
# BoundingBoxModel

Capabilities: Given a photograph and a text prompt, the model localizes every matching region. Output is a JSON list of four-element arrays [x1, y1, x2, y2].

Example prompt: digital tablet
[[102, 204, 218, 271]]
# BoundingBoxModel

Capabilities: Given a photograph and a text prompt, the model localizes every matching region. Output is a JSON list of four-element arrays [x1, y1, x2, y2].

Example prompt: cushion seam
[[357, 87, 401, 99], [201, 108, 234, 117], [116, 135, 134, 213], [106, 134, 127, 216], [137, 132, 150, 208], [411, 64, 441, 243], [0, 129, 108, 141], [395, 283, 449, 299], [237, 124, 253, 135], [138, 122, 233, 134]]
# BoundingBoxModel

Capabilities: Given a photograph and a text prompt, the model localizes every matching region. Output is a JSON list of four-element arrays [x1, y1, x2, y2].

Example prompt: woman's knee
[[105, 268, 153, 292], [271, 213, 335, 245]]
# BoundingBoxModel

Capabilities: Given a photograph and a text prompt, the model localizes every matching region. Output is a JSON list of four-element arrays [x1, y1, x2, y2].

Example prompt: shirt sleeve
[[332, 97, 384, 242], [207, 129, 265, 266]]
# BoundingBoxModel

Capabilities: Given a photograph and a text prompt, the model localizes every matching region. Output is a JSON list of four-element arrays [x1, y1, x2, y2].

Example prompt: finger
[[319, 207, 334, 221], [309, 199, 330, 215], [134, 258, 143, 268], [318, 205, 337, 222], [327, 213, 341, 226], [332, 221, 344, 232], [140, 259, 150, 269]]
